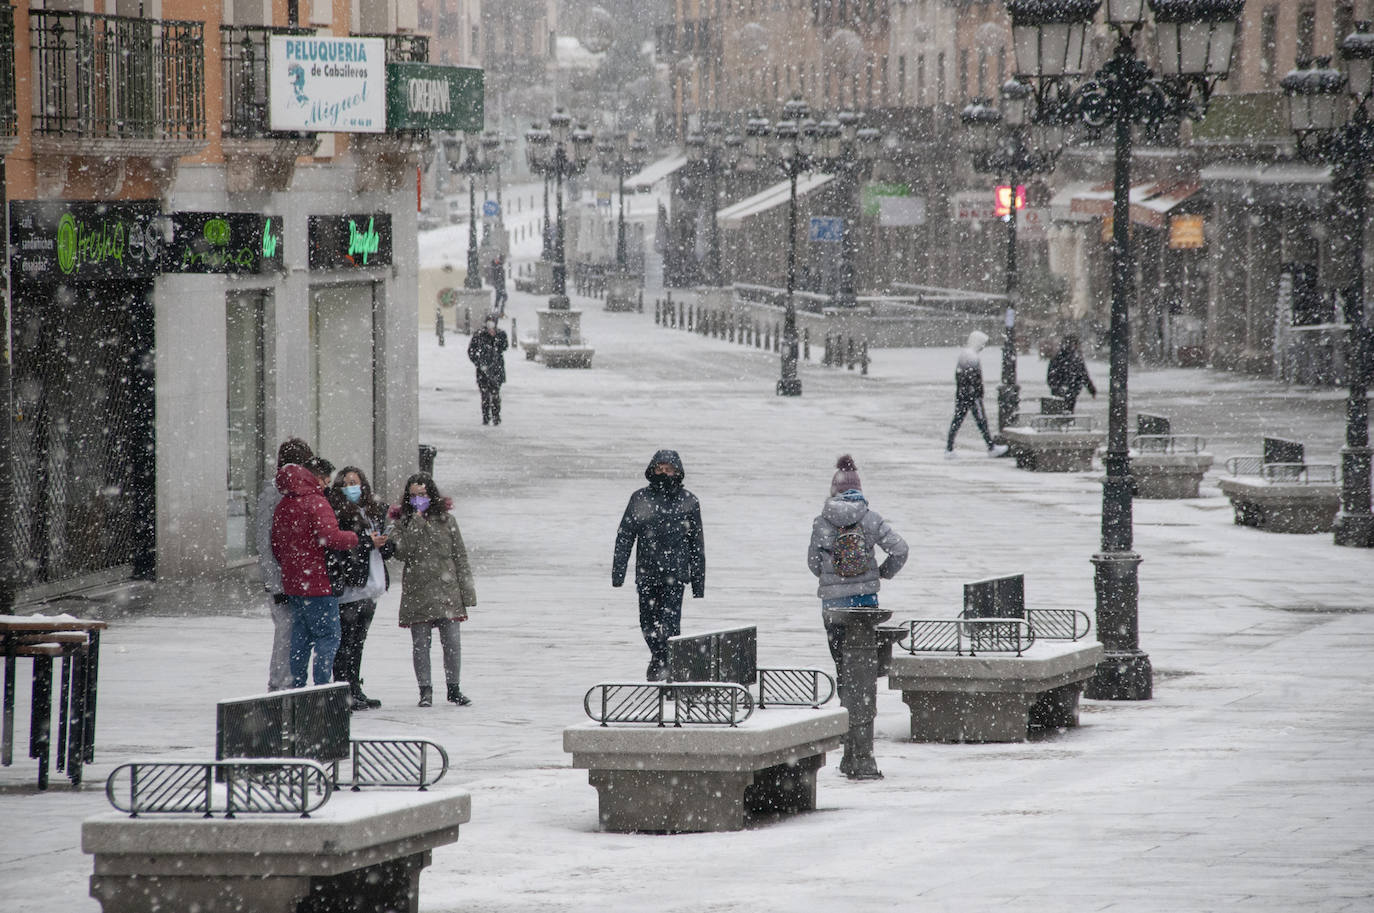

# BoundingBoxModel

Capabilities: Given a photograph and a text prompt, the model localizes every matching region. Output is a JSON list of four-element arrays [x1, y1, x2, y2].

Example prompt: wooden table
[[0, 615, 107, 789]]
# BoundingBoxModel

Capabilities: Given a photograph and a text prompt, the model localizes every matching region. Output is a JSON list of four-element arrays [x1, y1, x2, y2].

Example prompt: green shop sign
[[861, 182, 911, 217], [308, 213, 392, 270], [162, 212, 285, 274], [385, 63, 483, 132], [10, 200, 162, 283]]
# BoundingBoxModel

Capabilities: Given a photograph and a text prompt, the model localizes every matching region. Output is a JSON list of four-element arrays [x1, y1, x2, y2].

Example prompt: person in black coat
[[489, 256, 508, 316], [467, 315, 508, 425], [1047, 333, 1097, 413], [612, 450, 706, 681]]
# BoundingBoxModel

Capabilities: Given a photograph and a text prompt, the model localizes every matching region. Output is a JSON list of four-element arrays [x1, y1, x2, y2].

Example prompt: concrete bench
[[887, 574, 1102, 742], [1217, 437, 1339, 533], [1002, 414, 1105, 472], [1129, 414, 1214, 499]]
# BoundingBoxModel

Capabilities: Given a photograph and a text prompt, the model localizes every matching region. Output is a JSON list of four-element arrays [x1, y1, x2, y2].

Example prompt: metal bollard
[[463, 306, 471, 335], [436, 307, 445, 347], [510, 318, 518, 349], [755, 322, 762, 348], [823, 334, 831, 366], [861, 341, 869, 375], [655, 299, 661, 325], [803, 327, 810, 361], [775, 323, 781, 352], [638, 290, 644, 313], [847, 337, 856, 370]]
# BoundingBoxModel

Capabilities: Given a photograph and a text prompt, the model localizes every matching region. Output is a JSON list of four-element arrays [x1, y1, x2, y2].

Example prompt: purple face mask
[[410, 495, 431, 513]]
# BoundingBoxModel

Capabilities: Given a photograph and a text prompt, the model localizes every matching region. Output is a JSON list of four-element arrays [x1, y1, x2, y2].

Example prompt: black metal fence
[[899, 618, 1036, 656], [221, 25, 315, 139], [584, 683, 755, 727], [30, 9, 205, 141], [756, 668, 836, 709], [353, 32, 429, 62], [0, 5, 14, 141], [106, 759, 334, 818]]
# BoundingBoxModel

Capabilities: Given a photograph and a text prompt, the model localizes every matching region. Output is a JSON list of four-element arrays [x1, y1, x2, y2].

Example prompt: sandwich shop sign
[[269, 36, 386, 133]]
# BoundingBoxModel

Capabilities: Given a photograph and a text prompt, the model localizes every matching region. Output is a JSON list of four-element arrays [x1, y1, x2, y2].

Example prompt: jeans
[[335, 599, 376, 694], [411, 619, 462, 688], [821, 594, 880, 696], [637, 579, 685, 680], [267, 598, 294, 691], [287, 595, 341, 688], [947, 391, 993, 449]]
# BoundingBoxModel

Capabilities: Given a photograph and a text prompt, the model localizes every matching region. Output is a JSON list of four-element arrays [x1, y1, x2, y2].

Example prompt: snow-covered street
[[2, 280, 1372, 912]]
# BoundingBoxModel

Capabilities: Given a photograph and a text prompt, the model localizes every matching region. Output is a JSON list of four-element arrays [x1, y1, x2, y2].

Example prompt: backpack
[[831, 523, 869, 578]]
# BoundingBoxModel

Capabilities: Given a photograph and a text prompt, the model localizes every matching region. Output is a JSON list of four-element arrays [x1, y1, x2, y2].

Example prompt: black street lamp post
[[444, 131, 493, 291], [1284, 35, 1374, 549], [1007, 0, 1243, 700], [597, 132, 650, 273], [481, 132, 509, 257], [808, 111, 881, 309], [961, 81, 1062, 432], [527, 111, 595, 310], [685, 122, 744, 288]]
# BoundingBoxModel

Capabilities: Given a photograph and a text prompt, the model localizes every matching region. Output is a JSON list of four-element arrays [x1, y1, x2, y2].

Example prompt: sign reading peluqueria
[[269, 36, 386, 133], [9, 200, 163, 283], [385, 63, 484, 132]]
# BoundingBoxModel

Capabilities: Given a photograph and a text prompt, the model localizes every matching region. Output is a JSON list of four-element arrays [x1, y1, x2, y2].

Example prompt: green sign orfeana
[[385, 63, 483, 132]]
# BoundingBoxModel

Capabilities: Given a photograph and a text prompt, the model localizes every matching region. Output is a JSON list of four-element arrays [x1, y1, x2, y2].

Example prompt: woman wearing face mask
[[327, 467, 393, 711], [388, 472, 477, 707]]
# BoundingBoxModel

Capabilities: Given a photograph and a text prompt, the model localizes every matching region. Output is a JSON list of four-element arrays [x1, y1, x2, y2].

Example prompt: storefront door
[[226, 290, 266, 561], [308, 283, 376, 478]]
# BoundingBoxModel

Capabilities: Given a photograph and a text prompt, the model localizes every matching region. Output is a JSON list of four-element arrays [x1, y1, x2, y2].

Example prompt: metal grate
[[1132, 434, 1206, 454], [336, 738, 449, 791], [1029, 414, 1096, 432], [30, 9, 205, 141], [584, 683, 755, 727], [352, 32, 429, 62], [898, 618, 1035, 656], [105, 759, 333, 818], [756, 668, 835, 708], [1262, 462, 1337, 484], [221, 25, 315, 138], [1226, 456, 1263, 476], [1026, 608, 1092, 641]]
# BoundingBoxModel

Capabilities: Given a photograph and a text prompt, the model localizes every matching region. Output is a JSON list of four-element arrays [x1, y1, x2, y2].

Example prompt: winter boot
[[418, 686, 433, 707], [446, 684, 472, 706], [351, 681, 381, 711]]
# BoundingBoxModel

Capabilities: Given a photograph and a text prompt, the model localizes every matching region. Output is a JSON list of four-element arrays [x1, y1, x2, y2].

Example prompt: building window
[[1259, 6, 1277, 81], [917, 53, 925, 103], [1297, 3, 1316, 63], [937, 51, 946, 103], [959, 48, 968, 100], [1335, 3, 1354, 55], [897, 54, 906, 103]]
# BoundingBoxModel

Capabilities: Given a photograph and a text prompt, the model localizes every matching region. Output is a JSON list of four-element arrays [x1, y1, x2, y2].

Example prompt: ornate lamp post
[[685, 122, 745, 288], [480, 132, 510, 259], [808, 111, 881, 309], [526, 110, 595, 310], [1284, 33, 1374, 548], [746, 98, 818, 397], [961, 80, 1062, 432], [1007, 0, 1244, 699], [443, 132, 491, 291], [597, 131, 650, 310]]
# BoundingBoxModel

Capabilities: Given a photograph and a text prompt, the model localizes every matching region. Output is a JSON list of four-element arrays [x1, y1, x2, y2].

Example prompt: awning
[[718, 173, 835, 227], [625, 154, 687, 192], [1065, 180, 1202, 230]]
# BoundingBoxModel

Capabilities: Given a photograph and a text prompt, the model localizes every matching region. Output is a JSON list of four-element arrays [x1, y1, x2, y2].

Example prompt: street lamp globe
[[722, 133, 744, 168], [1282, 59, 1347, 136], [684, 130, 706, 164], [1007, 0, 1100, 80], [744, 114, 771, 161], [525, 127, 551, 171], [1341, 24, 1374, 104], [1000, 78, 1035, 127], [773, 117, 800, 161], [1105, 0, 1148, 28], [855, 127, 882, 161], [549, 109, 572, 145], [571, 127, 596, 169], [960, 97, 1001, 158], [816, 118, 843, 160], [1149, 0, 1245, 78]]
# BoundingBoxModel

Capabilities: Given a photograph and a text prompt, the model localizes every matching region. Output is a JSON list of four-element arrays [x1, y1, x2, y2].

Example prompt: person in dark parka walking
[[612, 450, 706, 681], [1047, 333, 1097, 413], [467, 315, 508, 425]]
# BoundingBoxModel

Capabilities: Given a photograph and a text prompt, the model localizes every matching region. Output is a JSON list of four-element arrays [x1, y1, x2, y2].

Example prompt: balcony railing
[[30, 9, 205, 147], [352, 32, 429, 63], [221, 25, 316, 139], [1, 5, 15, 145]]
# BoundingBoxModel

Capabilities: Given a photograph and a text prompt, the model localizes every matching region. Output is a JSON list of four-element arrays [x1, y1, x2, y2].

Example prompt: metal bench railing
[[332, 738, 449, 791], [1261, 462, 1338, 484], [897, 619, 1036, 656], [756, 667, 836, 709], [1131, 434, 1206, 455], [1026, 608, 1093, 641], [584, 683, 755, 727], [1028, 415, 1096, 432], [1225, 456, 1264, 475], [105, 758, 333, 818]]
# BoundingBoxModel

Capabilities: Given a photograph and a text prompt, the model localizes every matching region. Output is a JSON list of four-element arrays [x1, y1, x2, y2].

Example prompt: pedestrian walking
[[468, 315, 508, 425], [389, 472, 476, 707], [256, 437, 313, 691], [490, 256, 508, 316], [945, 330, 1009, 458], [327, 466, 393, 711], [1047, 333, 1097, 413], [807, 456, 909, 694], [271, 457, 358, 688], [611, 450, 706, 681]]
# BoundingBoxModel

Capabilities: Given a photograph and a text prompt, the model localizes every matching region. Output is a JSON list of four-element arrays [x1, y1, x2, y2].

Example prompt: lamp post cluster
[[1282, 31, 1374, 549], [526, 110, 596, 310], [443, 131, 499, 291], [1005, 0, 1244, 700], [597, 132, 651, 276], [741, 98, 881, 397], [686, 123, 744, 288], [961, 80, 1063, 433]]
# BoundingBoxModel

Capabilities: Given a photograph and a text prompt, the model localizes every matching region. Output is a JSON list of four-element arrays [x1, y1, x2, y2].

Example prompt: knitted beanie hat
[[830, 455, 862, 496]]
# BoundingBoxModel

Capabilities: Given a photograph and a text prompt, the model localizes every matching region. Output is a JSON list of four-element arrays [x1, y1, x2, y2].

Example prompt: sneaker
[[988, 444, 1010, 458], [943, 449, 957, 460]]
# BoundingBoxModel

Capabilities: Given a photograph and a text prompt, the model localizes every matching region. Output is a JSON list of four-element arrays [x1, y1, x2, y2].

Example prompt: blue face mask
[[410, 495, 431, 513], [343, 484, 363, 503]]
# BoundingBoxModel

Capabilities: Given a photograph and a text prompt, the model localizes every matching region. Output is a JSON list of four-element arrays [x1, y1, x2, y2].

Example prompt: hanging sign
[[308, 213, 393, 269], [162, 212, 285, 274], [1169, 214, 1205, 249], [269, 36, 386, 133], [385, 63, 483, 132], [9, 200, 163, 283], [809, 216, 844, 242]]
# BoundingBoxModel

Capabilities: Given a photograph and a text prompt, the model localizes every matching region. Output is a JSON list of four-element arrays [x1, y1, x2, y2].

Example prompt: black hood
[[644, 449, 685, 481]]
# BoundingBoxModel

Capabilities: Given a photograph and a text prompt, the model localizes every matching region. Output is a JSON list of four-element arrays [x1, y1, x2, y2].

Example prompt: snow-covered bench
[[1002, 414, 1105, 472], [1217, 438, 1339, 533], [1129, 414, 1214, 499]]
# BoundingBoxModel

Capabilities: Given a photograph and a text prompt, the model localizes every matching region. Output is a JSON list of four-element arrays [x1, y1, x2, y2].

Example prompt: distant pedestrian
[[612, 450, 706, 681], [390, 473, 476, 707], [327, 467, 393, 711], [271, 456, 358, 688], [1047, 333, 1097, 413], [807, 456, 908, 694], [256, 437, 313, 691], [490, 256, 508, 316], [468, 315, 508, 425], [945, 330, 1009, 458]]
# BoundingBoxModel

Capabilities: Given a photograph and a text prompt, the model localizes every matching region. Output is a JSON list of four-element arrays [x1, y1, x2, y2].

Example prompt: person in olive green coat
[[390, 472, 477, 707]]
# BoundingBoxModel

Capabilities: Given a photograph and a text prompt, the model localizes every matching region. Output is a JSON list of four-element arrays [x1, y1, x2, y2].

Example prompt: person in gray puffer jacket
[[807, 455, 908, 691]]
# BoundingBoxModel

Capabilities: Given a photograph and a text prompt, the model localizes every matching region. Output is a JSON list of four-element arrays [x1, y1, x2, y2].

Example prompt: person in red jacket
[[271, 460, 359, 687]]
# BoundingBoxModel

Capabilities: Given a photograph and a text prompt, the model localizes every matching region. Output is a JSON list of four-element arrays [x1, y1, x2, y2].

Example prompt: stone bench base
[[887, 642, 1104, 743], [604, 275, 641, 312], [1131, 453, 1214, 499], [537, 344, 595, 368], [1002, 429, 1106, 472], [564, 707, 848, 833], [83, 790, 470, 913], [1217, 478, 1340, 533]]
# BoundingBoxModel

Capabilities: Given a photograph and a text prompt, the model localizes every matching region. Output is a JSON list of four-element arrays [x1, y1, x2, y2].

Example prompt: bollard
[[803, 327, 810, 361], [763, 323, 771, 351], [463, 306, 472, 335], [418, 444, 438, 475], [655, 299, 661, 325], [774, 323, 781, 353], [755, 322, 762, 349], [861, 341, 869, 375], [436, 307, 445, 347], [685, 302, 692, 331], [728, 316, 736, 344], [638, 290, 644, 313], [834, 607, 892, 780], [847, 337, 856, 370], [510, 318, 518, 350]]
